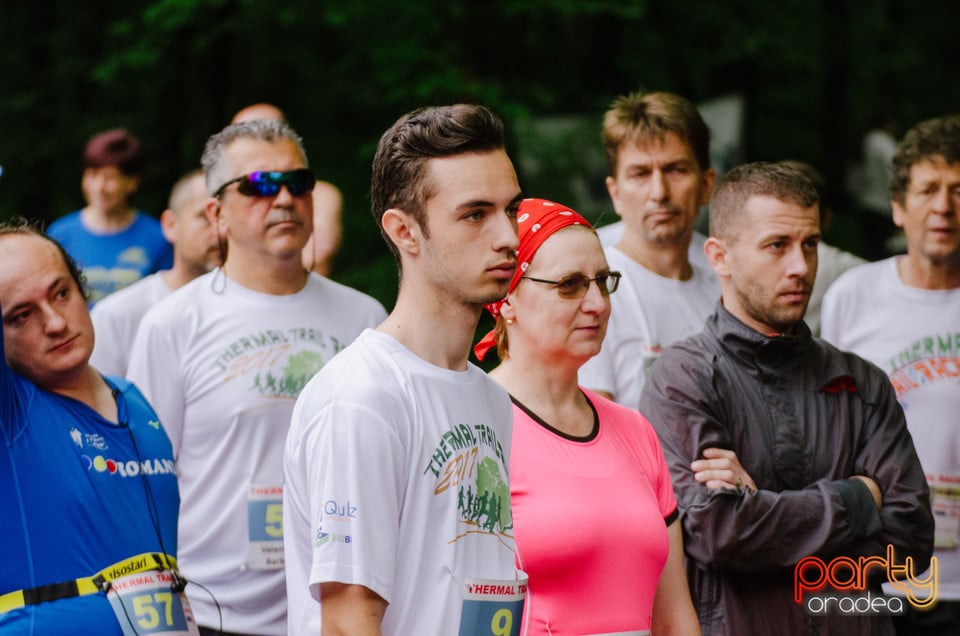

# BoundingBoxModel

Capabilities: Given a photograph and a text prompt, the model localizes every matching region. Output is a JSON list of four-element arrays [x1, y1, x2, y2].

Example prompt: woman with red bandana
[[475, 198, 700, 635]]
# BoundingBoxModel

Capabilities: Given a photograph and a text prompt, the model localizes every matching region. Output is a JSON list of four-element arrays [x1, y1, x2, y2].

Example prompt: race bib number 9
[[248, 484, 284, 569], [107, 571, 199, 636], [459, 575, 527, 636]]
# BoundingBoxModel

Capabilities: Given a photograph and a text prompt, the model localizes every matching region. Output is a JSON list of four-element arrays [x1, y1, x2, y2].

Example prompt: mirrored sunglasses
[[521, 271, 622, 299], [214, 169, 316, 198]]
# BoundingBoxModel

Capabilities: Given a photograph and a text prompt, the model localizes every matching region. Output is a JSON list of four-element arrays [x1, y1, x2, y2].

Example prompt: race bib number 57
[[106, 571, 199, 636], [459, 575, 527, 636]]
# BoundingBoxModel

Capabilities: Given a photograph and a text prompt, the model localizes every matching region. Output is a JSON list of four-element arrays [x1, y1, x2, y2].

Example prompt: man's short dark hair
[[602, 91, 711, 176], [370, 104, 506, 264], [0, 217, 88, 300], [82, 128, 143, 177], [710, 162, 819, 243], [890, 114, 960, 204]]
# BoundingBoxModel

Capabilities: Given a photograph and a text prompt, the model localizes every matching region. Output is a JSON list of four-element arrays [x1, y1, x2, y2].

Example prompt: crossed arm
[[692, 447, 882, 509]]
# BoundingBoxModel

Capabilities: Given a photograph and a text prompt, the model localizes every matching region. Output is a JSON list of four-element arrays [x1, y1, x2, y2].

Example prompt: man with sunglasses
[[284, 104, 525, 635], [128, 119, 387, 636], [580, 91, 720, 411], [231, 102, 344, 278]]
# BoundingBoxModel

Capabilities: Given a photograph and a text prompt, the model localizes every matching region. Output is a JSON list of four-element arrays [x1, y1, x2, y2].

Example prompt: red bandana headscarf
[[473, 198, 592, 361]]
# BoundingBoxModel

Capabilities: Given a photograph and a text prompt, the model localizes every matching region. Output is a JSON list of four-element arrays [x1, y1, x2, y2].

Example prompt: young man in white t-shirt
[[90, 169, 220, 376], [822, 114, 960, 634], [127, 120, 386, 636], [580, 91, 720, 410], [284, 104, 525, 635]]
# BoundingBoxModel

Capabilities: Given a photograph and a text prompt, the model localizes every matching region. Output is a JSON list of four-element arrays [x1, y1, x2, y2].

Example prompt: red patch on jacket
[[822, 375, 858, 393]]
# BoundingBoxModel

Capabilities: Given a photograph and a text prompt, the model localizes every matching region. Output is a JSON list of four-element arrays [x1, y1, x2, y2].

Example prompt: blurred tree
[[1, 0, 958, 309]]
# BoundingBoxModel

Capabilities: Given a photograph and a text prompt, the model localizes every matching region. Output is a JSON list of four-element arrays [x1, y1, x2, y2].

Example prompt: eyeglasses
[[521, 271, 622, 299], [213, 169, 316, 198]]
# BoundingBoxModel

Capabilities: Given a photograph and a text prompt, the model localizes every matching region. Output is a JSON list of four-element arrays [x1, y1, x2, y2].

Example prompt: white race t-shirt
[[127, 271, 387, 634], [284, 329, 521, 635], [822, 257, 960, 600], [595, 221, 710, 271], [90, 272, 172, 376], [803, 241, 866, 337], [579, 246, 720, 410]]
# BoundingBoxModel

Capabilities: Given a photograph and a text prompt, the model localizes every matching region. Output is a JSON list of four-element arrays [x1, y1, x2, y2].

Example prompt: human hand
[[691, 447, 757, 493], [852, 475, 883, 509]]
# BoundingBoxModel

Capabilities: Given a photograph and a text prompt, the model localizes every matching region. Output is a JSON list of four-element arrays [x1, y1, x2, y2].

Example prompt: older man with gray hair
[[128, 120, 386, 636]]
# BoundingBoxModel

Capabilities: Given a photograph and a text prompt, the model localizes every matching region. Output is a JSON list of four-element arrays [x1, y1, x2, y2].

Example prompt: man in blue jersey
[[0, 220, 187, 635]]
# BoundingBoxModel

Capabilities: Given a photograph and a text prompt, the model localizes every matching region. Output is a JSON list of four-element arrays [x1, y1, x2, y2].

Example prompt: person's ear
[[891, 199, 907, 229], [125, 175, 141, 196], [160, 209, 177, 244], [381, 208, 422, 257], [699, 168, 717, 207], [205, 197, 224, 233], [704, 236, 731, 278]]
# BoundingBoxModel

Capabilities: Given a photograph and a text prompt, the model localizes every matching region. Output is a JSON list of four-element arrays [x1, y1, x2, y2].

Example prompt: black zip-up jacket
[[640, 302, 934, 636]]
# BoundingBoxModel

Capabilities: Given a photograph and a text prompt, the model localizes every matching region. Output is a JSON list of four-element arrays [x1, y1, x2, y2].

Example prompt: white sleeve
[[819, 282, 845, 347], [296, 396, 404, 604], [127, 312, 187, 457], [89, 302, 130, 377]]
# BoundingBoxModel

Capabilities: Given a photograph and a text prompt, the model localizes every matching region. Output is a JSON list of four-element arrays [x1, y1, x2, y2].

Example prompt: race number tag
[[106, 571, 199, 636], [930, 474, 960, 549], [458, 575, 527, 636], [248, 484, 284, 569]]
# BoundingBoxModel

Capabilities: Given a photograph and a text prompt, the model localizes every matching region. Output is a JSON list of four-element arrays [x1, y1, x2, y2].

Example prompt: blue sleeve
[[0, 305, 28, 442]]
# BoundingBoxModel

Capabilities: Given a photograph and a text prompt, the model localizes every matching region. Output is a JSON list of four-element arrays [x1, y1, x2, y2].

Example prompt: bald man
[[231, 102, 286, 124], [0, 222, 183, 633], [89, 169, 221, 376]]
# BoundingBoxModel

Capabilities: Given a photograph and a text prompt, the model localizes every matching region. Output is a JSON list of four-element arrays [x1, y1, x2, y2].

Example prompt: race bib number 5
[[248, 484, 284, 569], [459, 575, 527, 636]]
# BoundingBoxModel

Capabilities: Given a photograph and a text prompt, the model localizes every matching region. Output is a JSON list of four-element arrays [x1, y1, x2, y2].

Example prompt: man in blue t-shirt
[[0, 220, 183, 635], [47, 128, 172, 306]]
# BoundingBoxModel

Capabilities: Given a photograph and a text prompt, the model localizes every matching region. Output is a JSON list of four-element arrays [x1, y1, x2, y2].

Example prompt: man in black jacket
[[640, 161, 934, 635]]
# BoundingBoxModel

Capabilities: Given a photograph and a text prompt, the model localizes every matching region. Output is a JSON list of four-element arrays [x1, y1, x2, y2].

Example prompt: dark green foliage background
[[2, 0, 958, 311]]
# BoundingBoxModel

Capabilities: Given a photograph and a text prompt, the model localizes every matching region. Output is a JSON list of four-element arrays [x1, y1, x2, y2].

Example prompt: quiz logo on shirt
[[322, 499, 358, 521]]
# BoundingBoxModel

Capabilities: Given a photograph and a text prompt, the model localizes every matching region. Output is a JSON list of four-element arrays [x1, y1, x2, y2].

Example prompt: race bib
[[459, 575, 527, 636], [930, 474, 960, 549], [248, 484, 285, 569], [106, 571, 199, 636]]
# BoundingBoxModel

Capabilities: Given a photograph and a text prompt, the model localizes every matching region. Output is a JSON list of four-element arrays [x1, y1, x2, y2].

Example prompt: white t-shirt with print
[[579, 246, 720, 410], [595, 221, 710, 271], [284, 329, 521, 635], [90, 272, 172, 376], [127, 270, 387, 634], [821, 257, 960, 599]]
